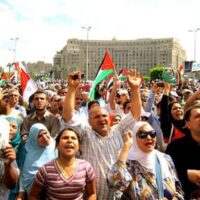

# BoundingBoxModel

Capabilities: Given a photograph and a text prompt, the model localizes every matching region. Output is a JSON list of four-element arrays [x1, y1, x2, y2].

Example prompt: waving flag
[[89, 50, 115, 100], [20, 68, 38, 103], [118, 68, 128, 80]]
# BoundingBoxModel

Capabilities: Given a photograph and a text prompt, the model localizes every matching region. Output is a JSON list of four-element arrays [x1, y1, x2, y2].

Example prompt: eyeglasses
[[137, 130, 156, 139]]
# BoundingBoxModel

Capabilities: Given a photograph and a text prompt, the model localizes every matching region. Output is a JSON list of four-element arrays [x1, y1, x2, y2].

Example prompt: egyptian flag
[[89, 50, 115, 100], [20, 68, 38, 103]]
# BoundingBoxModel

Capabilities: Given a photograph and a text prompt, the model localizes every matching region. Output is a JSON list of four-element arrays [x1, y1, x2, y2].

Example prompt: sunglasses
[[137, 130, 156, 139]]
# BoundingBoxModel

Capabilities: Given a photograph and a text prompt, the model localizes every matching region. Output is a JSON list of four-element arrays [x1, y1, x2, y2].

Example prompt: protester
[[20, 123, 57, 198], [160, 81, 189, 144], [60, 70, 142, 199], [166, 104, 200, 199], [8, 89, 27, 117], [29, 128, 96, 200], [21, 90, 60, 138], [5, 116, 21, 200], [107, 121, 184, 199], [0, 117, 19, 200]]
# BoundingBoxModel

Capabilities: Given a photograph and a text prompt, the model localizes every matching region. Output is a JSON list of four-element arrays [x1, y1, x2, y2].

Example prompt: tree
[[149, 66, 168, 80]]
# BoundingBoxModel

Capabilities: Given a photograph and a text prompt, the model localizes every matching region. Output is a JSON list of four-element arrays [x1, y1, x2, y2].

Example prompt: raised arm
[[127, 69, 142, 121], [62, 72, 81, 122], [160, 81, 173, 138], [145, 82, 160, 112], [184, 90, 200, 112]]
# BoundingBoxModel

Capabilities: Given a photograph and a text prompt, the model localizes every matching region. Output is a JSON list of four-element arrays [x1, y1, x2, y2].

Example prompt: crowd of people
[[0, 69, 199, 200]]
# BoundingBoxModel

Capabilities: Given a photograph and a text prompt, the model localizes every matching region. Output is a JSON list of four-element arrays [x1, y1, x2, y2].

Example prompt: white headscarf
[[127, 121, 170, 177]]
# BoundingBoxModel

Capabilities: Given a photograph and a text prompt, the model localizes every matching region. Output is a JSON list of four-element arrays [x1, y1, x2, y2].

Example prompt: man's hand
[[67, 72, 82, 90], [127, 69, 142, 89], [187, 169, 200, 187]]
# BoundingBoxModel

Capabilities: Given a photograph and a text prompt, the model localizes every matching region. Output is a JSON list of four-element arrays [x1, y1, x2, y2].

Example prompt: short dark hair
[[55, 127, 81, 156], [55, 127, 80, 146], [33, 90, 47, 98], [88, 100, 100, 110], [184, 104, 200, 121]]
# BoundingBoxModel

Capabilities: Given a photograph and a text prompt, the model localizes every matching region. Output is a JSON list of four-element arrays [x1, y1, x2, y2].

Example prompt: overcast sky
[[0, 0, 200, 68]]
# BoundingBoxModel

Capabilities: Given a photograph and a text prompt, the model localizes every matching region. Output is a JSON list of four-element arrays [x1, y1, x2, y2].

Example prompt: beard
[[35, 107, 46, 112]]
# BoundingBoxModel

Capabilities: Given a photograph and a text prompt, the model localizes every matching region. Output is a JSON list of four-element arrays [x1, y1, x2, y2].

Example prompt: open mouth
[[65, 145, 74, 149]]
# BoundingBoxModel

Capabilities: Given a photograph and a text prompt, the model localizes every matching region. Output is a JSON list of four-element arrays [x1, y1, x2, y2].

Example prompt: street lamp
[[10, 37, 19, 62], [188, 28, 200, 62], [81, 26, 91, 81]]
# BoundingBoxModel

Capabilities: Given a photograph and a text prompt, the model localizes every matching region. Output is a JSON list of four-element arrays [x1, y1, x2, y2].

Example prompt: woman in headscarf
[[107, 121, 184, 200], [6, 116, 21, 153], [0, 117, 19, 200], [160, 82, 189, 145], [5, 116, 22, 200], [20, 123, 57, 197]]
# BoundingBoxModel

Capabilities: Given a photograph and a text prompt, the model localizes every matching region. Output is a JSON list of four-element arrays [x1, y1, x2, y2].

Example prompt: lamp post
[[81, 26, 91, 81], [188, 28, 200, 62], [10, 37, 19, 62]]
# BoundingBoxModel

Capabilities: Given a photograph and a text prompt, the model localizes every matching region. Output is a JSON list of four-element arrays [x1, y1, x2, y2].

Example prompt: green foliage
[[29, 70, 36, 80], [143, 76, 150, 82], [149, 66, 168, 80]]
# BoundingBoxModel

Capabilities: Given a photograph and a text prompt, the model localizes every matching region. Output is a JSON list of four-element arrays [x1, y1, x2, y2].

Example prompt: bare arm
[[86, 181, 96, 200], [62, 72, 81, 122], [28, 182, 43, 200], [118, 131, 133, 163], [127, 69, 142, 121], [187, 169, 200, 186]]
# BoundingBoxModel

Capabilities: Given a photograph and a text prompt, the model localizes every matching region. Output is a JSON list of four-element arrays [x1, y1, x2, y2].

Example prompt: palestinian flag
[[177, 65, 184, 83], [89, 50, 115, 100], [1, 72, 7, 80], [118, 68, 128, 80]]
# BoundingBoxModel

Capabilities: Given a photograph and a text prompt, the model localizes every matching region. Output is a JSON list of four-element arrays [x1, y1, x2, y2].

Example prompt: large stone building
[[53, 37, 186, 80]]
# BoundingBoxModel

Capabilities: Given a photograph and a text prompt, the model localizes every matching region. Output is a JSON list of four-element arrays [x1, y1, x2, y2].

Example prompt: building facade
[[53, 38, 186, 80]]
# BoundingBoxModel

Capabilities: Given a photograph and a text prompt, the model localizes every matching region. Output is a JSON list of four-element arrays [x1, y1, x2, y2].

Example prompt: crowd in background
[[0, 69, 200, 199]]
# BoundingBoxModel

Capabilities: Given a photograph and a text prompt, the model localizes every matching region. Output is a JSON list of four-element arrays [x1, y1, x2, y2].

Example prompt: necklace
[[56, 158, 76, 179]]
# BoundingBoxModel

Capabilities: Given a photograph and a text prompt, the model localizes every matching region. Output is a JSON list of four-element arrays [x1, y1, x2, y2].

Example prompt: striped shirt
[[33, 159, 96, 200], [60, 112, 136, 200]]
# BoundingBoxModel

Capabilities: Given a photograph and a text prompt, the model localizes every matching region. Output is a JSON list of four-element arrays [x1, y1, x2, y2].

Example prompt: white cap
[[141, 111, 151, 118], [117, 89, 129, 96], [170, 91, 179, 98], [182, 89, 193, 94]]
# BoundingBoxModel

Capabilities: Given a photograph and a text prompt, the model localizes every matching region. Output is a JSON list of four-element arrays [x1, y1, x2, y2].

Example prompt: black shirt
[[166, 134, 200, 199]]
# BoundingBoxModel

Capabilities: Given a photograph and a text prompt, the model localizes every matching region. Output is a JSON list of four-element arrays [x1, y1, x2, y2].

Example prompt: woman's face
[[57, 130, 79, 158], [37, 130, 51, 147], [112, 116, 121, 125], [9, 121, 18, 140], [171, 103, 184, 120], [136, 124, 156, 153]]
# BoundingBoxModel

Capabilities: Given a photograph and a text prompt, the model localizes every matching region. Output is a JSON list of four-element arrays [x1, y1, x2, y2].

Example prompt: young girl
[[29, 128, 96, 200]]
